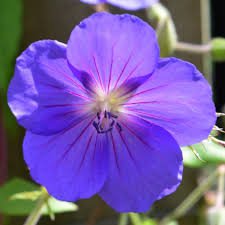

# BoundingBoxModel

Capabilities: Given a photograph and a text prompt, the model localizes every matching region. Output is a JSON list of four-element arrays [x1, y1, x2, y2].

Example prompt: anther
[[97, 112, 101, 120], [92, 111, 120, 134], [116, 123, 122, 132], [104, 110, 107, 118]]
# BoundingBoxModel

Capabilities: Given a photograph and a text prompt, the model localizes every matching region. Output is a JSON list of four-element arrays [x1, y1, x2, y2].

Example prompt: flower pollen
[[92, 88, 126, 134]]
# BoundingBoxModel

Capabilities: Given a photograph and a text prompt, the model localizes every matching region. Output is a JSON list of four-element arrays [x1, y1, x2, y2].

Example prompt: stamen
[[97, 112, 101, 120], [92, 111, 122, 134], [116, 123, 122, 132], [104, 110, 107, 118]]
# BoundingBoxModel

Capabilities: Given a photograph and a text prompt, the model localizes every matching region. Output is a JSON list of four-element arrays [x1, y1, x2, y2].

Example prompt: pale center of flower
[[92, 90, 126, 134]]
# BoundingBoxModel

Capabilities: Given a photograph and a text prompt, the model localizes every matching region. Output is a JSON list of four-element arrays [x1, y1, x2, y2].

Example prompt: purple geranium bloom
[[8, 13, 216, 212], [80, 0, 158, 10]]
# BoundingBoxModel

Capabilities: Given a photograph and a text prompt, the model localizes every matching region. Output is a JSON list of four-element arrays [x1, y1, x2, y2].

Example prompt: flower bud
[[211, 38, 225, 62], [147, 3, 177, 57]]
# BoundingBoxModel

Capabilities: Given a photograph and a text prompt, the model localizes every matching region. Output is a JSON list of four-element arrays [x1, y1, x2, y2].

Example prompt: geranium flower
[[8, 13, 216, 212], [80, 0, 158, 10]]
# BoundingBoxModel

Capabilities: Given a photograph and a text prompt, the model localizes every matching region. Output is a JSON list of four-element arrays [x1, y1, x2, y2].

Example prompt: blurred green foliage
[[0, 178, 78, 216], [211, 38, 225, 62], [0, 0, 22, 92], [0, 0, 23, 136], [182, 139, 225, 168]]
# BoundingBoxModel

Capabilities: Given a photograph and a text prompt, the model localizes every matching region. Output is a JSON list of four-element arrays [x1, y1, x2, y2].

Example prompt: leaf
[[0, 0, 22, 137], [182, 139, 225, 168], [143, 218, 158, 225], [164, 221, 179, 225], [0, 0, 22, 92], [146, 3, 177, 57], [10, 190, 42, 201], [0, 178, 40, 215], [211, 38, 225, 62], [0, 178, 78, 216], [42, 197, 78, 215], [207, 207, 225, 225]]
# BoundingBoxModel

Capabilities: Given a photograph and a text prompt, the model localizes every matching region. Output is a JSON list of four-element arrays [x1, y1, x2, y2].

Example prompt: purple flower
[[80, 0, 158, 10], [8, 13, 216, 212]]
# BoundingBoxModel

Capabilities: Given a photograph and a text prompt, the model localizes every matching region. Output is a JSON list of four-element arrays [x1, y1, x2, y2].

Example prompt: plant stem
[[216, 165, 225, 207], [200, 0, 212, 84], [175, 42, 211, 54], [23, 190, 49, 225], [129, 213, 142, 225], [160, 169, 219, 225], [93, 3, 109, 12], [118, 214, 129, 225], [0, 106, 7, 225]]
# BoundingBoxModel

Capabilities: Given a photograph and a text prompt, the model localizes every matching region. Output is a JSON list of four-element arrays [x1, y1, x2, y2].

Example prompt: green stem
[[129, 213, 142, 225], [23, 190, 49, 225], [118, 214, 129, 225], [160, 169, 219, 225], [93, 3, 109, 12], [216, 165, 225, 208], [200, 0, 213, 84], [175, 42, 211, 54]]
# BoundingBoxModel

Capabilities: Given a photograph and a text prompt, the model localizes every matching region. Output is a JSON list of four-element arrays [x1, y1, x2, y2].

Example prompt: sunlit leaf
[[0, 178, 78, 216], [0, 0, 22, 92], [143, 218, 158, 225], [10, 190, 42, 201], [42, 197, 78, 215], [0, 0, 23, 136], [207, 207, 225, 225], [0, 178, 40, 215], [182, 139, 225, 168]]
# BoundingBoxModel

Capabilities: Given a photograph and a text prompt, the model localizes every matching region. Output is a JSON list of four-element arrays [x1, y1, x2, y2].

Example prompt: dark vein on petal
[[122, 101, 160, 106], [119, 58, 145, 88], [40, 115, 93, 150], [93, 55, 104, 92], [107, 45, 115, 94], [60, 117, 95, 162], [120, 121, 149, 147], [125, 108, 175, 124], [110, 132, 120, 173], [92, 134, 98, 161], [42, 103, 89, 108], [116, 126, 137, 167], [113, 52, 133, 90], [37, 60, 87, 93], [40, 81, 92, 101], [130, 84, 170, 99], [78, 131, 95, 171]]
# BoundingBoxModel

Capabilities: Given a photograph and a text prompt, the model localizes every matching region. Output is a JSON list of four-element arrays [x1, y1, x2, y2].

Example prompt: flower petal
[[99, 115, 182, 212], [107, 0, 158, 10], [67, 13, 159, 93], [23, 116, 108, 201], [81, 0, 106, 4], [124, 58, 216, 146], [8, 40, 92, 135], [80, 0, 158, 10]]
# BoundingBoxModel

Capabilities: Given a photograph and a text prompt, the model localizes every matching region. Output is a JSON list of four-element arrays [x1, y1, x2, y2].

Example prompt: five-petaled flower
[[8, 13, 216, 212], [80, 0, 158, 10]]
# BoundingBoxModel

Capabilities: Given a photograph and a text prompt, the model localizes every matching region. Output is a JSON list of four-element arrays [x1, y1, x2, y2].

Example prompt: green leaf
[[0, 178, 40, 215], [42, 197, 78, 215], [143, 218, 158, 225], [164, 221, 179, 225], [0, 178, 78, 216], [211, 38, 225, 62], [0, 0, 23, 137], [146, 3, 177, 57], [10, 190, 42, 201], [0, 0, 22, 92], [207, 207, 225, 225], [182, 139, 225, 168]]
